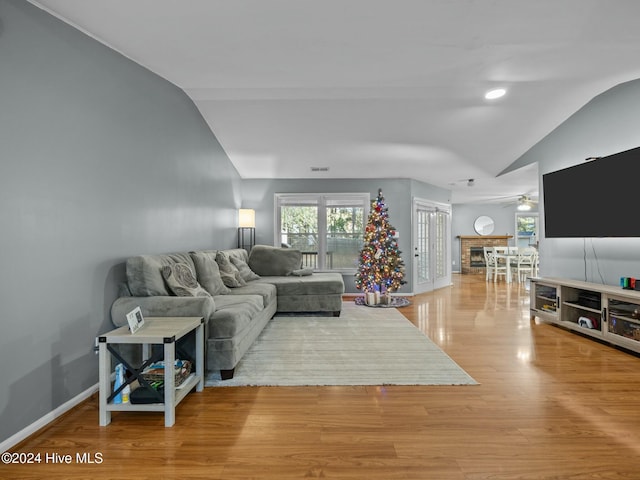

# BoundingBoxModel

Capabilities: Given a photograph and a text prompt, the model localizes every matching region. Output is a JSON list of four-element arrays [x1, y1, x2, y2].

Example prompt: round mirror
[[474, 216, 495, 235]]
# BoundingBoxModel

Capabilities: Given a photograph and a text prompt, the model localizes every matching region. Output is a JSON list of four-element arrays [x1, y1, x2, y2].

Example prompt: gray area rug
[[205, 302, 478, 387]]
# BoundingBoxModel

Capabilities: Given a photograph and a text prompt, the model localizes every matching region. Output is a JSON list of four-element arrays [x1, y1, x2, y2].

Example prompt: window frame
[[274, 192, 370, 273]]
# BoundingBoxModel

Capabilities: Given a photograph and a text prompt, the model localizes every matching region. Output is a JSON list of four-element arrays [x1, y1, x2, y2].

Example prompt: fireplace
[[457, 235, 512, 274], [470, 247, 485, 267]]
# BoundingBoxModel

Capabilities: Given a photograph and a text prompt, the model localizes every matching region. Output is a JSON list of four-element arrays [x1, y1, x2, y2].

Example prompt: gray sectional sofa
[[110, 245, 345, 379]]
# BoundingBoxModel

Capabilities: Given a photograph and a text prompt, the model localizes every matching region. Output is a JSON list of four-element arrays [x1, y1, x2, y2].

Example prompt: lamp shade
[[238, 209, 256, 228]]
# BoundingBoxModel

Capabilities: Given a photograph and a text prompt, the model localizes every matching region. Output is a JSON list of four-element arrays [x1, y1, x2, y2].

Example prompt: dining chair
[[483, 247, 495, 282], [512, 247, 537, 283], [490, 246, 509, 282]]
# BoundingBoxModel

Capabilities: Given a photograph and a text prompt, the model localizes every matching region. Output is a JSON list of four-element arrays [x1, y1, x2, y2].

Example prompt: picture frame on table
[[125, 306, 145, 334]]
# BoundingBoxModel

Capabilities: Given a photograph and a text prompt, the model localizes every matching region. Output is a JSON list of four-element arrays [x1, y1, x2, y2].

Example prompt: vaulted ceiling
[[31, 0, 640, 203]]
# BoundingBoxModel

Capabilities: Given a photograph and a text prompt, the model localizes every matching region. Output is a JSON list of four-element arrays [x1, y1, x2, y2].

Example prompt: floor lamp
[[237, 209, 255, 251]]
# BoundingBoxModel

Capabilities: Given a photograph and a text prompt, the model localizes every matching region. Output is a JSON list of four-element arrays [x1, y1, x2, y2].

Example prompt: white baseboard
[[0, 383, 98, 452]]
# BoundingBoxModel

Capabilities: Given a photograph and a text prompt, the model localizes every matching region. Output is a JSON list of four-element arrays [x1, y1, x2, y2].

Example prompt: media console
[[530, 277, 640, 354]]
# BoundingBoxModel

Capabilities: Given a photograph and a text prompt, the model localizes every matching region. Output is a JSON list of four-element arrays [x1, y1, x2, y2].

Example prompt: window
[[515, 213, 539, 248], [276, 193, 369, 271]]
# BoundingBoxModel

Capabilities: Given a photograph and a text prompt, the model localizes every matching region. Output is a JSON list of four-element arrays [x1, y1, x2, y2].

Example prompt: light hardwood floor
[[4, 274, 640, 479]]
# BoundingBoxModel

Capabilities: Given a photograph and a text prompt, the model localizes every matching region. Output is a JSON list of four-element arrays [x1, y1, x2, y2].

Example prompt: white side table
[[98, 317, 204, 427]]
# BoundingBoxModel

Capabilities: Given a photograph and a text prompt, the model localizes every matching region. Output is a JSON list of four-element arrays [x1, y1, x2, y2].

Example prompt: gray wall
[[0, 0, 241, 444], [240, 178, 450, 293], [515, 78, 640, 284]]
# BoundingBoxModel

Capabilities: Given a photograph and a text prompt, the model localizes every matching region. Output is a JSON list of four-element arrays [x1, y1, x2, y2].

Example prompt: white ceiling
[[31, 0, 640, 203]]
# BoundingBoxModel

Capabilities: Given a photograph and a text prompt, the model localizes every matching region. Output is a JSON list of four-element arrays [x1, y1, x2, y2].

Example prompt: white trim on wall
[[0, 384, 98, 452]]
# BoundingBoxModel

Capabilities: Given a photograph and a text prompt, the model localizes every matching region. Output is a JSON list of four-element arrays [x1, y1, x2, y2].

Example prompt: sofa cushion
[[255, 273, 345, 296], [126, 252, 195, 296], [230, 254, 260, 282], [161, 263, 211, 298], [215, 251, 247, 288], [226, 282, 277, 308], [248, 245, 302, 276], [190, 250, 231, 296], [209, 295, 264, 338]]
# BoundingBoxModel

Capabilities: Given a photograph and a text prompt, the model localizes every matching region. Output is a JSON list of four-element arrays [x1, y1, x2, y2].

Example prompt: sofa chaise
[[110, 245, 345, 379]]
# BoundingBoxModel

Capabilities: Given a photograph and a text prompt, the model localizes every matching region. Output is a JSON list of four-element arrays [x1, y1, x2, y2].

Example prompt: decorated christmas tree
[[355, 189, 405, 302]]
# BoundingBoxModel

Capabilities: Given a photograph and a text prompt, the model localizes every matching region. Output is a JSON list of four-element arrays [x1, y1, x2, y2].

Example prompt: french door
[[413, 199, 451, 294]]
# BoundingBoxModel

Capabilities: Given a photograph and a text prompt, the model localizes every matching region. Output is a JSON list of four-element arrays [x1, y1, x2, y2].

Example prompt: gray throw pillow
[[248, 245, 303, 276], [161, 263, 211, 298], [215, 251, 247, 288], [126, 252, 195, 296], [190, 251, 231, 295], [230, 254, 261, 282], [289, 268, 314, 276]]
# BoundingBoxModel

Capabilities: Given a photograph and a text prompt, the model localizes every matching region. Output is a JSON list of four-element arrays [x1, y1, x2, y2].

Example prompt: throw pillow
[[161, 263, 212, 298], [248, 245, 303, 276], [289, 268, 314, 277], [215, 251, 247, 288], [190, 251, 231, 295], [229, 254, 260, 282]]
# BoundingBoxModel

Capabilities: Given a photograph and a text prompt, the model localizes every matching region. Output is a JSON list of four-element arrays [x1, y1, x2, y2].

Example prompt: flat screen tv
[[543, 146, 640, 237]]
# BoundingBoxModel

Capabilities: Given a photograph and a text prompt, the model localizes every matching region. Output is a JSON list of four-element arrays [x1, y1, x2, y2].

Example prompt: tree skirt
[[354, 296, 411, 308]]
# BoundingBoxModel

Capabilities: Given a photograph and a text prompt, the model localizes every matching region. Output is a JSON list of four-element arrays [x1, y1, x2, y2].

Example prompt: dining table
[[493, 247, 519, 283]]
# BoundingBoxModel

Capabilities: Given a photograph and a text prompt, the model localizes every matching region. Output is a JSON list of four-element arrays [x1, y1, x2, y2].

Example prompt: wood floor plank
[[4, 274, 640, 479]]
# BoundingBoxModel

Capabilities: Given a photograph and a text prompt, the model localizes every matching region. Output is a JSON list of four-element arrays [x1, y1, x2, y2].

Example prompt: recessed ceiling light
[[485, 88, 506, 100]]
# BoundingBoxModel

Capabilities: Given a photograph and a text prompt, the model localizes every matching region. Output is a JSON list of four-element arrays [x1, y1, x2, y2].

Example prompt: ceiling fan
[[516, 195, 536, 211], [497, 194, 538, 210]]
